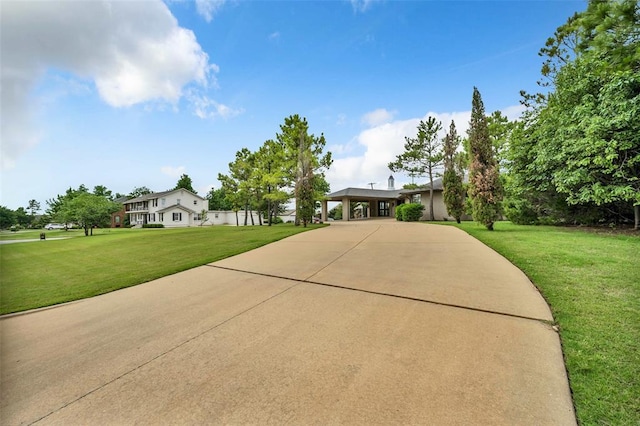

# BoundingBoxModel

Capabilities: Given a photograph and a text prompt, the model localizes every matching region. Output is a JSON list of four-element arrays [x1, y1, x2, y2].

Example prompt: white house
[[124, 189, 207, 228]]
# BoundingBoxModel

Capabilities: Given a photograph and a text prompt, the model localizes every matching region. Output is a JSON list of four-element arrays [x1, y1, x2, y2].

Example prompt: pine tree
[[468, 87, 503, 230], [442, 121, 465, 223]]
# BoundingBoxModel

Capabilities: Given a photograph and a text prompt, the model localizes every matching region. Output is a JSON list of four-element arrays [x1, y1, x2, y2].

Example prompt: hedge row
[[395, 203, 424, 221]]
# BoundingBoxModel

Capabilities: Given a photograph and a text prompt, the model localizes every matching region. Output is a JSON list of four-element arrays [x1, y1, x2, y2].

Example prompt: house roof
[[325, 187, 403, 201], [326, 177, 454, 201], [124, 188, 204, 204], [398, 177, 445, 194]]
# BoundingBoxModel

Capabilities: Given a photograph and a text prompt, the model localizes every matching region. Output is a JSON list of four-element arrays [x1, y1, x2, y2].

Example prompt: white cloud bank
[[0, 0, 230, 170], [161, 166, 187, 178], [326, 105, 525, 191]]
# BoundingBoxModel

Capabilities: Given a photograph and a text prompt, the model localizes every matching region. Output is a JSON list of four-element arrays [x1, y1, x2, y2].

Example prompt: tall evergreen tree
[[389, 117, 443, 220], [174, 174, 196, 193], [468, 87, 503, 230], [442, 121, 465, 223]]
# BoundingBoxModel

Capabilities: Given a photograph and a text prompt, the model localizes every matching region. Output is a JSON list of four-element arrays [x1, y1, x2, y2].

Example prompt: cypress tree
[[468, 87, 502, 230], [442, 120, 465, 223]]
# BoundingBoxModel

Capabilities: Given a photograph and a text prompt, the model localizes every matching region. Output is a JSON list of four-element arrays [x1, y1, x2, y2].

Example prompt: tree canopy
[[174, 174, 196, 193], [389, 116, 443, 220], [509, 0, 639, 228]]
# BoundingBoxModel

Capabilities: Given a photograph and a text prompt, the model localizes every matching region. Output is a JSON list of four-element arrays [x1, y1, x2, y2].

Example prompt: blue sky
[[1, 0, 586, 211]]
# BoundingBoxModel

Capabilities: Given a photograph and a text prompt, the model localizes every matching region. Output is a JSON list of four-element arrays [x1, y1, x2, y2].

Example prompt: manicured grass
[[439, 221, 639, 426], [0, 224, 325, 315]]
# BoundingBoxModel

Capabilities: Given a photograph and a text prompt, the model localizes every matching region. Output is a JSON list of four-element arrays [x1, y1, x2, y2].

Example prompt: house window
[[161, 198, 166, 206], [193, 200, 197, 205], [149, 213, 155, 222], [115, 216, 120, 224], [159, 213, 163, 222], [152, 199, 158, 207], [177, 199, 181, 205], [194, 213, 201, 221], [411, 194, 421, 203], [214, 213, 219, 219], [173, 212, 182, 221]]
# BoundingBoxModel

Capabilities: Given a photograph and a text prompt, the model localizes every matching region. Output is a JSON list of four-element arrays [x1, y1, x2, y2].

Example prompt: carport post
[[321, 200, 328, 222], [342, 197, 350, 221]]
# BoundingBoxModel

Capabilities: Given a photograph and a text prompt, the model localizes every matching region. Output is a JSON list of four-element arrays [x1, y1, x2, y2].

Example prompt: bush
[[503, 197, 539, 225], [142, 224, 164, 228], [402, 203, 425, 221], [270, 216, 284, 224], [395, 203, 406, 221]]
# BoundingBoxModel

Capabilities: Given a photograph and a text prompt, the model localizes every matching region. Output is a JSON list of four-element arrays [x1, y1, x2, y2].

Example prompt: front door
[[378, 201, 390, 217]]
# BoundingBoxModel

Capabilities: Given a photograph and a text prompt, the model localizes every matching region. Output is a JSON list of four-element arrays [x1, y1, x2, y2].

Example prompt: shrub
[[395, 203, 406, 221], [271, 216, 284, 225], [142, 224, 164, 228], [402, 203, 425, 221]]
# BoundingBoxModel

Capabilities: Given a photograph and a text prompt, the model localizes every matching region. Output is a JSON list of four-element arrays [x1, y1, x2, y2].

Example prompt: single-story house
[[322, 175, 469, 222]]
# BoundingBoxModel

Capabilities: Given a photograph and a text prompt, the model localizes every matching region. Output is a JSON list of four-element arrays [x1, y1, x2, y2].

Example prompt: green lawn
[[0, 224, 324, 315], [439, 221, 639, 426]]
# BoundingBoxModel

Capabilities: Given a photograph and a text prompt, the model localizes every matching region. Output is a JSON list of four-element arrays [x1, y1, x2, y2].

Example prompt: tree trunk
[[635, 204, 639, 230], [244, 203, 248, 226], [250, 209, 255, 226], [235, 211, 239, 227], [428, 169, 434, 221], [84, 225, 89, 236]]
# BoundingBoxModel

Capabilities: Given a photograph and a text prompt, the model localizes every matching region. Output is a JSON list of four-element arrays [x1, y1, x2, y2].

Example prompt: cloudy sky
[[0, 0, 585, 210]]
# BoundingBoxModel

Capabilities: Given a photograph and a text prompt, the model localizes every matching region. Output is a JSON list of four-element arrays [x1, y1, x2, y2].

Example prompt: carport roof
[[326, 188, 402, 201]]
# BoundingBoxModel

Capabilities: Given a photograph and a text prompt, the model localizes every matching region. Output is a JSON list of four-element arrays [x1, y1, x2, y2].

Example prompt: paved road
[[0, 221, 576, 425]]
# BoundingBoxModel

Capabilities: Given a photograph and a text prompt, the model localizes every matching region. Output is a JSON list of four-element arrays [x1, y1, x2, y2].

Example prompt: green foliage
[[468, 87, 503, 230], [128, 186, 153, 198], [58, 193, 121, 236], [142, 223, 164, 228], [513, 0, 640, 229], [395, 203, 424, 222], [174, 174, 196, 193], [206, 187, 233, 210], [442, 120, 465, 223], [0, 206, 16, 229], [389, 117, 443, 220]]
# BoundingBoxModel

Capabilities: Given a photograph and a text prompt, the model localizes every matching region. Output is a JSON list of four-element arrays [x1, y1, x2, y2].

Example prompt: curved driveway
[[1, 221, 576, 425]]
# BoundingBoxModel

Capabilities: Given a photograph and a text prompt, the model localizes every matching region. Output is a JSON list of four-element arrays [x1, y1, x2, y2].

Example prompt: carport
[[322, 188, 403, 221]]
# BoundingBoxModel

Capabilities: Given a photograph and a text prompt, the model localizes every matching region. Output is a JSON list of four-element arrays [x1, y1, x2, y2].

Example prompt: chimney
[[388, 175, 395, 190]]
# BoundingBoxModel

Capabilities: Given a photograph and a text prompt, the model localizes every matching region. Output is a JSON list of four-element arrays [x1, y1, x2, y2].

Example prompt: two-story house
[[124, 189, 207, 228]]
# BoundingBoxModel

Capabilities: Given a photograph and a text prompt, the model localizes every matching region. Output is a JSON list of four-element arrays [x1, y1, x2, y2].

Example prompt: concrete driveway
[[0, 221, 576, 425]]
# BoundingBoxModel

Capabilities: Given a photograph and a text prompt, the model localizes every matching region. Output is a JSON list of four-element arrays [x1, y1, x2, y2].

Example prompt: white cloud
[[361, 108, 396, 127], [349, 0, 379, 13], [161, 166, 186, 178], [336, 113, 347, 126], [0, 0, 219, 169], [268, 31, 280, 41], [195, 0, 226, 22], [188, 92, 244, 120]]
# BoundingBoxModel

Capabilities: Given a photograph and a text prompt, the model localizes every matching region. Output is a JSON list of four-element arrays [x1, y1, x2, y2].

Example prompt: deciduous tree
[[57, 193, 120, 236]]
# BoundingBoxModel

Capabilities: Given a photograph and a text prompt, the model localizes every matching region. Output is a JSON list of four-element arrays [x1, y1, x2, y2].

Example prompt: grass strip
[[0, 224, 324, 315], [438, 221, 639, 426]]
